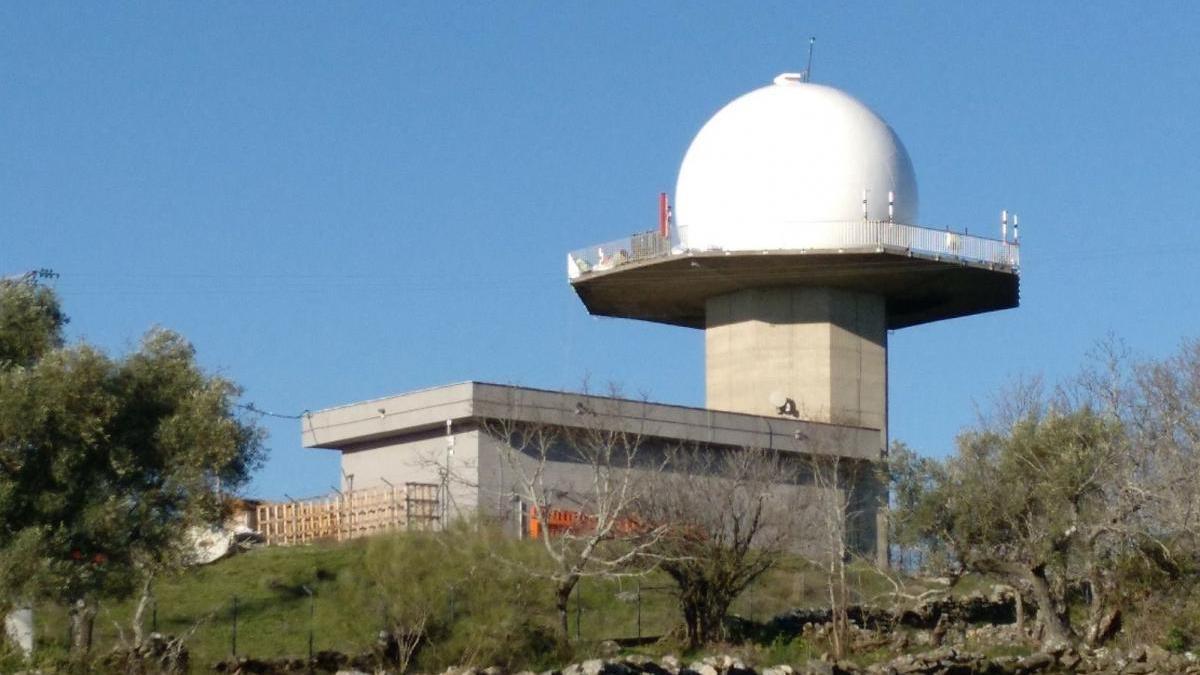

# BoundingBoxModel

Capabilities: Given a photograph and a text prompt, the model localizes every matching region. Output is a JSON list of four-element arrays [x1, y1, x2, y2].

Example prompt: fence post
[[290, 500, 299, 544], [381, 478, 396, 531], [404, 484, 412, 530], [305, 586, 315, 662], [636, 578, 642, 640], [231, 595, 238, 657]]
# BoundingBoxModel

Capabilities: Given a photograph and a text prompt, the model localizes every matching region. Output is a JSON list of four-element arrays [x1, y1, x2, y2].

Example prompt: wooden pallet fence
[[256, 482, 441, 545]]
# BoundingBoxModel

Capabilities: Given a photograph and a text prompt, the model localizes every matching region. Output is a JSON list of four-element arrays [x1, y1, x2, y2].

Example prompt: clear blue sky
[[4, 3, 1199, 499]]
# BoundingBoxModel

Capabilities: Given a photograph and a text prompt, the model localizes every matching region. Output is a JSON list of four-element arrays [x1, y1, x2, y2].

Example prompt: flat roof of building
[[302, 381, 883, 461]]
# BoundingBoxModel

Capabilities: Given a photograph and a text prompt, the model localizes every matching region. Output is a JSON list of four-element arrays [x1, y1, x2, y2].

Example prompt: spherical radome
[[675, 75, 919, 251]]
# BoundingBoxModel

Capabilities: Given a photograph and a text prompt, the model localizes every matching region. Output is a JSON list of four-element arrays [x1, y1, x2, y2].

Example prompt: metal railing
[[567, 220, 1020, 279], [567, 232, 672, 278]]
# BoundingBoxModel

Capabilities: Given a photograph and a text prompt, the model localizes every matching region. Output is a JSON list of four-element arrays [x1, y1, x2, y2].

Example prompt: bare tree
[[798, 421, 884, 659], [806, 452, 853, 659], [638, 445, 791, 648], [106, 580, 207, 675], [1081, 337, 1200, 642], [1122, 338, 1200, 547], [481, 385, 667, 639]]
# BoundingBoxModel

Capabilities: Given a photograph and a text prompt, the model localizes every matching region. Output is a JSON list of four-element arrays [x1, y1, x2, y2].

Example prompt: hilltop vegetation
[[13, 521, 1195, 673], [0, 527, 956, 672]]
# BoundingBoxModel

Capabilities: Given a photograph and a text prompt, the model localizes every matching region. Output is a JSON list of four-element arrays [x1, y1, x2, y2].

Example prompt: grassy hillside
[[27, 542, 371, 668], [16, 533, 934, 671]]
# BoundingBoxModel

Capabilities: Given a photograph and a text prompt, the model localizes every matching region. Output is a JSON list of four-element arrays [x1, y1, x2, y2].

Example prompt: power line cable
[[238, 403, 308, 420]]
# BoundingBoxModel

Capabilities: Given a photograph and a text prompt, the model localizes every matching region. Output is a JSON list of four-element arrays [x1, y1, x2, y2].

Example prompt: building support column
[[706, 286, 889, 566]]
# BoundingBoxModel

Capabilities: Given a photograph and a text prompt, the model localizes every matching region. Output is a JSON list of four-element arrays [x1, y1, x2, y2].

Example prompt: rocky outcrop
[[213, 649, 378, 674], [536, 647, 1200, 675], [207, 644, 1200, 675], [769, 587, 1021, 636], [205, 588, 1192, 675]]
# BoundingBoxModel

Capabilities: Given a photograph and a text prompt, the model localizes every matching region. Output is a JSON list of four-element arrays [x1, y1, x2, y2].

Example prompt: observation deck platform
[[567, 220, 1020, 330]]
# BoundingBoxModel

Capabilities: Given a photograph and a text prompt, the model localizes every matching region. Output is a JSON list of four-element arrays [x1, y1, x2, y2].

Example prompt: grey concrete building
[[303, 381, 886, 557]]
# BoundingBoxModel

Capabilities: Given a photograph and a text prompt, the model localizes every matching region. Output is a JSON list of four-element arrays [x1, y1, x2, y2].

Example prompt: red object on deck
[[659, 192, 670, 238]]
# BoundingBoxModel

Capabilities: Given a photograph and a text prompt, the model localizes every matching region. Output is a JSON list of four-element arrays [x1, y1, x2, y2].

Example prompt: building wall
[[306, 382, 886, 563], [473, 426, 881, 561], [339, 425, 481, 514]]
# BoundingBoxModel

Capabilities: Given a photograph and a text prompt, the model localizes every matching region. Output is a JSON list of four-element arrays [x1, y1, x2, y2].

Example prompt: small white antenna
[[803, 37, 816, 82], [888, 191, 895, 223], [862, 188, 868, 222], [1013, 214, 1020, 243], [1001, 209, 1008, 241]]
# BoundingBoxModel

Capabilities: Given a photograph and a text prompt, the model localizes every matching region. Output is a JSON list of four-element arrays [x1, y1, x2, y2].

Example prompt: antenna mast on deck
[[803, 37, 816, 82]]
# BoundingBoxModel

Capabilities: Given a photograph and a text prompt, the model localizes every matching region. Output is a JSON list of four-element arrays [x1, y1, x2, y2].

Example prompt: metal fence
[[567, 232, 671, 277], [567, 221, 1020, 279], [256, 483, 441, 545]]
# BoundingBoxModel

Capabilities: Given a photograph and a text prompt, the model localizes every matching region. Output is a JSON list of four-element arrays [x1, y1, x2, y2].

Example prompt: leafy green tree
[[886, 441, 950, 572], [894, 378, 1187, 648], [0, 278, 265, 654], [0, 276, 66, 368], [934, 407, 1126, 646], [890, 338, 1200, 651]]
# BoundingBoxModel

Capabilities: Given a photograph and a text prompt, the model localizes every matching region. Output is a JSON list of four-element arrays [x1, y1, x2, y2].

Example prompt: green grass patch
[[31, 541, 369, 669], [759, 634, 818, 665]]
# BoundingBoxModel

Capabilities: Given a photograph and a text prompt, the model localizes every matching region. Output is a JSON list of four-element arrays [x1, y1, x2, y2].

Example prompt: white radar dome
[[675, 74, 918, 252]]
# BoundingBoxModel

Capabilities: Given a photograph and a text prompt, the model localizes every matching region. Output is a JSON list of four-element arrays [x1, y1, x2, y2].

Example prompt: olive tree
[[0, 273, 66, 369], [0, 278, 265, 655], [895, 339, 1200, 649]]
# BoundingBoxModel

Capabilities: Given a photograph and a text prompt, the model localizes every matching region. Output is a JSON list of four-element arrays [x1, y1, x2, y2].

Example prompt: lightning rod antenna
[[804, 37, 816, 82]]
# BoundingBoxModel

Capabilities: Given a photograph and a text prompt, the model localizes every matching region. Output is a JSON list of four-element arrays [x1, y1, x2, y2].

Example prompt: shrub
[[345, 521, 568, 672], [761, 634, 816, 666], [1164, 626, 1191, 654]]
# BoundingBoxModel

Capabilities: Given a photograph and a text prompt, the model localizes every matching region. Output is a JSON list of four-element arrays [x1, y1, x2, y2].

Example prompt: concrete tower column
[[705, 286, 887, 435], [706, 286, 890, 566]]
